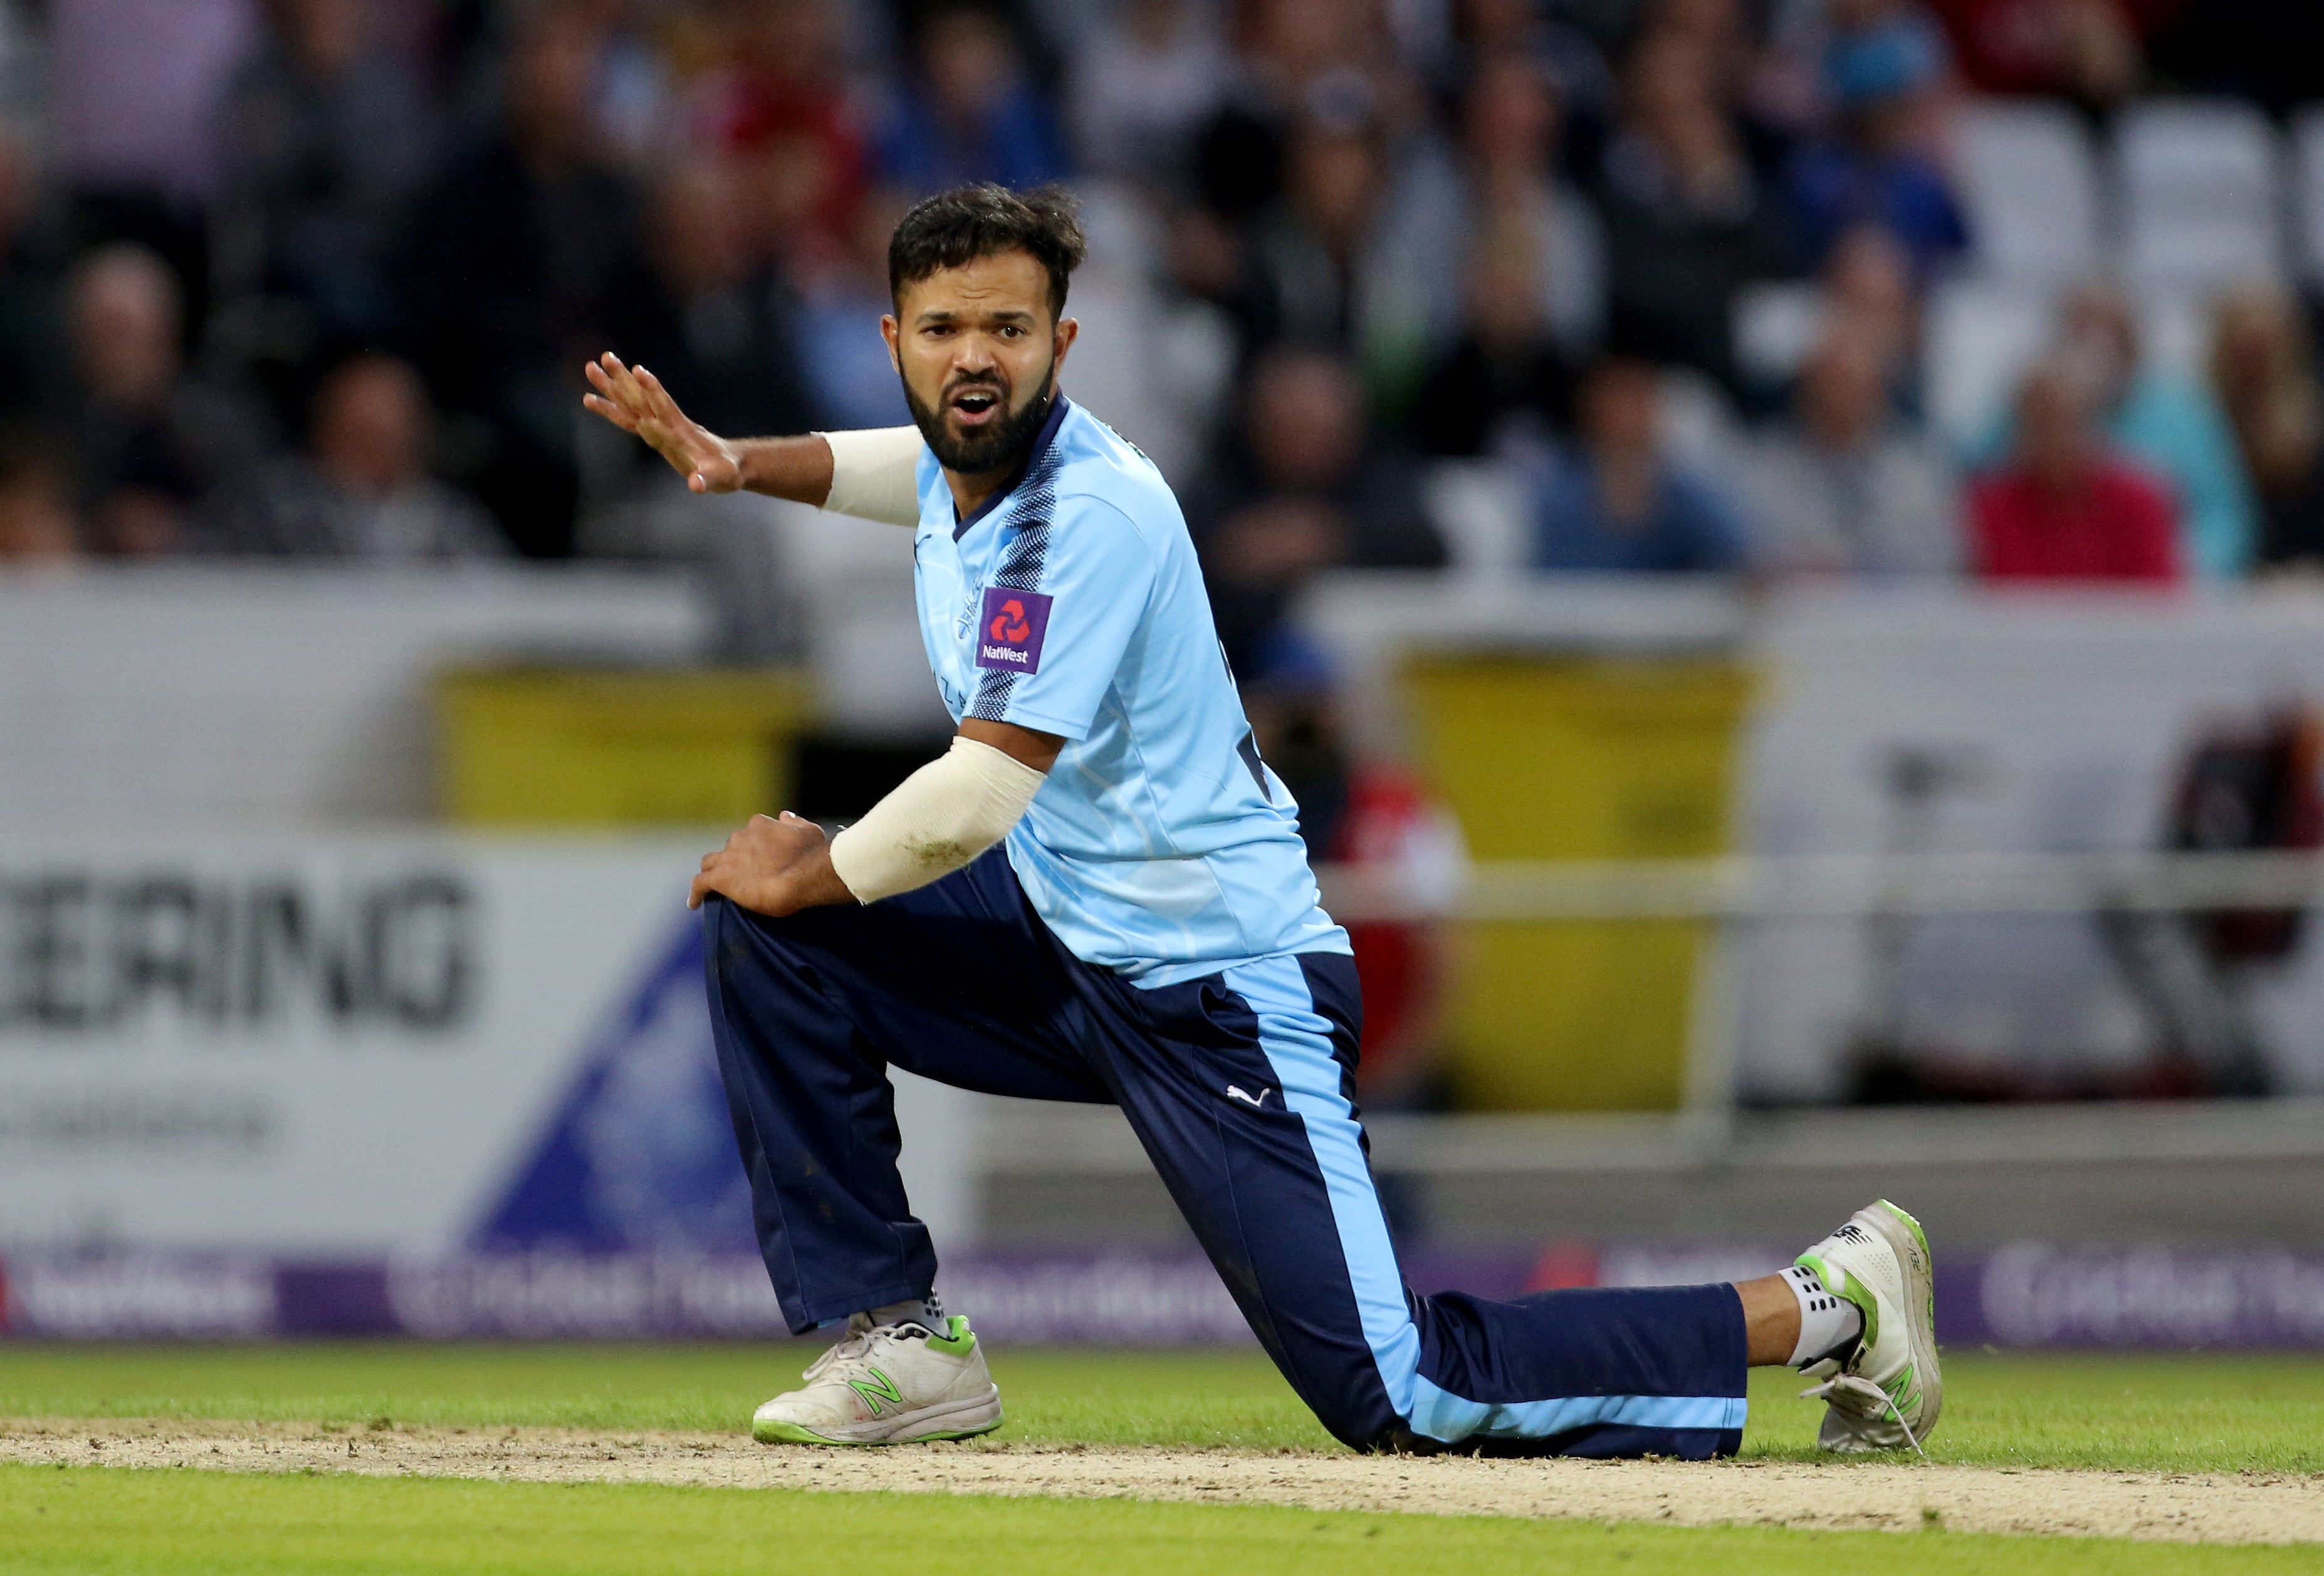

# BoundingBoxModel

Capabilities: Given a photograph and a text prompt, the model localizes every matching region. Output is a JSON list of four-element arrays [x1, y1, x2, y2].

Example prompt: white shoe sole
[[753, 1386, 1003, 1446]]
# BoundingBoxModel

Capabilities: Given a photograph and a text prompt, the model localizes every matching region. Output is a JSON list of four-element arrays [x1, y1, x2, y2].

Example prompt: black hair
[[887, 183, 1087, 321]]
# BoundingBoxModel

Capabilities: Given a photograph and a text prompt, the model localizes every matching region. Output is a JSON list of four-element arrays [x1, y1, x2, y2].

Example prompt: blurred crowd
[[0, 0, 2322, 668]]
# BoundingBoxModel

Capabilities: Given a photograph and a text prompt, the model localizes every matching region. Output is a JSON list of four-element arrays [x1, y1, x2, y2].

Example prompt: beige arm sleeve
[[826, 735, 1046, 903], [815, 426, 926, 527]]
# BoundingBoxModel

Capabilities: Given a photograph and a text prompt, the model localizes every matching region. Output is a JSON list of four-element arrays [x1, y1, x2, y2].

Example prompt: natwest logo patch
[[975, 587, 1053, 674]]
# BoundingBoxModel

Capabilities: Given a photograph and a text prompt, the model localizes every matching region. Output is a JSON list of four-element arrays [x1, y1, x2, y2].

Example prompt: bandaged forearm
[[827, 735, 1046, 902], [816, 426, 925, 527]]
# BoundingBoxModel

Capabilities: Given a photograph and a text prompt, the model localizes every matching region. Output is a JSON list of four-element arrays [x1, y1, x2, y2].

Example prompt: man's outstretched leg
[[1076, 950, 1941, 1458], [700, 855, 1111, 1444]]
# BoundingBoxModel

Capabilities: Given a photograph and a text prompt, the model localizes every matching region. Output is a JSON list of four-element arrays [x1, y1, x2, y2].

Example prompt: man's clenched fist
[[690, 812, 858, 916]]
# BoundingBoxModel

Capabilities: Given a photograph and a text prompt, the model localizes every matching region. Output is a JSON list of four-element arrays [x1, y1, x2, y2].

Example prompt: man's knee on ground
[[1296, 1389, 1416, 1456]]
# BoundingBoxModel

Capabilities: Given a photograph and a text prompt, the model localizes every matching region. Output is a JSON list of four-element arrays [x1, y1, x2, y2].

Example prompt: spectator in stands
[[1823, 221, 1922, 406], [0, 439, 79, 564], [1232, 99, 1463, 412], [566, 0, 674, 171], [1068, 0, 1231, 189], [1171, 0, 1428, 323], [2210, 285, 2324, 574], [65, 243, 267, 555], [792, 191, 914, 431], [876, 3, 1068, 198], [224, 353, 502, 559], [2061, 282, 2254, 579], [1533, 354, 1749, 572], [1968, 362, 2180, 582], [400, 3, 654, 558], [1626, 0, 1813, 190], [610, 161, 821, 444], [214, 0, 440, 360], [0, 125, 68, 425], [681, 0, 871, 273], [1188, 348, 1446, 673], [1193, 0, 1389, 228], [1443, 0, 1618, 140], [1413, 213, 1577, 456], [1926, 0, 2143, 108], [1784, 2, 1967, 280], [50, 0, 256, 318], [1596, 29, 1790, 394], [1740, 328, 1958, 575], [1454, 55, 1606, 359], [1744, 0, 1846, 144]]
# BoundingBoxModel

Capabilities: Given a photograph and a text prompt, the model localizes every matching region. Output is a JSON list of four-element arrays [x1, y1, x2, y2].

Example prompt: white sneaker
[[1794, 1199, 1941, 1454], [752, 1314, 1003, 1445]]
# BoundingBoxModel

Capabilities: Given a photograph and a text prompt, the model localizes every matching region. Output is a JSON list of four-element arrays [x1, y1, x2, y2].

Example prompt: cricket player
[[582, 184, 1939, 1458]]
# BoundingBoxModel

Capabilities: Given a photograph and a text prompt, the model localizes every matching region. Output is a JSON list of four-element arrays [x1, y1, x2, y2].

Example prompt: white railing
[[1312, 849, 2324, 1136], [1316, 851, 2324, 923]]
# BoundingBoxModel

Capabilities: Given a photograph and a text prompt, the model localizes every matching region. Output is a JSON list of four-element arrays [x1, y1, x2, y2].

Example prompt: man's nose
[[951, 335, 1000, 374]]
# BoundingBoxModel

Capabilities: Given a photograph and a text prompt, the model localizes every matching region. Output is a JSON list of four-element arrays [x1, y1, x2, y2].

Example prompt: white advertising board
[[0, 835, 978, 1257]]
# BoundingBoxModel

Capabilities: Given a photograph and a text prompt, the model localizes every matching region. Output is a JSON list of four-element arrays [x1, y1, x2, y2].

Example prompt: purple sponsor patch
[[975, 587, 1053, 675]]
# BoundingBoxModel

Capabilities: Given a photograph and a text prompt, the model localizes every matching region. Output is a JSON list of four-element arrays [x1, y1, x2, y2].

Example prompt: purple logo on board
[[976, 587, 1052, 675]]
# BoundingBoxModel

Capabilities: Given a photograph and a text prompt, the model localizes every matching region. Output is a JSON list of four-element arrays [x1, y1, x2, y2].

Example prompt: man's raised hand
[[582, 352, 744, 493]]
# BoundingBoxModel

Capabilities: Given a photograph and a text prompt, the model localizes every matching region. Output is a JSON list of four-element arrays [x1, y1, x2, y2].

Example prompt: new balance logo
[[849, 1367, 905, 1417], [1226, 1085, 1272, 1110]]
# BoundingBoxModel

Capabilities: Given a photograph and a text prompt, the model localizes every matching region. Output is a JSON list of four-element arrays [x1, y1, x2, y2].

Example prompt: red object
[[1332, 765, 1445, 1090], [1524, 1242, 1602, 1293], [2169, 708, 2324, 959], [691, 74, 869, 259], [1969, 461, 2182, 582], [1927, 0, 2167, 96]]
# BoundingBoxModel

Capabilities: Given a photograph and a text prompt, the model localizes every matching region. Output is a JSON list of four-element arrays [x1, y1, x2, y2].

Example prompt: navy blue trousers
[[702, 851, 1747, 1456]]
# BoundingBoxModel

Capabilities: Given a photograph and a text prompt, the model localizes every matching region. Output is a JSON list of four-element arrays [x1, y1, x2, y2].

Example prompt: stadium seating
[[1930, 97, 2300, 446], [2115, 99, 2285, 289], [1922, 277, 2053, 448], [1951, 100, 2103, 285], [1731, 280, 1828, 386], [1420, 458, 1532, 577]]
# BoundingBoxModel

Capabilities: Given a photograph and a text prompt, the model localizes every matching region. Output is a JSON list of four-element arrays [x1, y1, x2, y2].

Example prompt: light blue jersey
[[909, 395, 1349, 985]]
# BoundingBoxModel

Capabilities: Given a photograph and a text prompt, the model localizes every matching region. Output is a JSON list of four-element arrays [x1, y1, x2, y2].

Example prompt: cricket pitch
[[7, 1419, 2323, 1545]]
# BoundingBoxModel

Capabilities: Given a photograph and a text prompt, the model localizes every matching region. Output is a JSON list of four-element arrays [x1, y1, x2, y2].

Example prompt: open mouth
[[949, 386, 1003, 427]]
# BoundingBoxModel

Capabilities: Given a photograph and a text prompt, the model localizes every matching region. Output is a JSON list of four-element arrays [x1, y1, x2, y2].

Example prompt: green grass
[[9, 1344, 2324, 1573], [1749, 1351, 2324, 1474], [0, 1343, 1336, 1449], [8, 1343, 2324, 1474], [3, 1462, 2316, 1576]]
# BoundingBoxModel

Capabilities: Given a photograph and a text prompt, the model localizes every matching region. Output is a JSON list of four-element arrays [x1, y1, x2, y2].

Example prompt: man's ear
[[881, 314, 901, 374], [1053, 316, 1078, 370]]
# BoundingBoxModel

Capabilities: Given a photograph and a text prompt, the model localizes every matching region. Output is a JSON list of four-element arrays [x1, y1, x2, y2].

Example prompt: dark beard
[[903, 369, 1055, 477]]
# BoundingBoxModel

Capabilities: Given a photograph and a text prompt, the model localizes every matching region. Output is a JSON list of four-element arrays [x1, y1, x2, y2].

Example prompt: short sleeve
[[963, 495, 1156, 742]]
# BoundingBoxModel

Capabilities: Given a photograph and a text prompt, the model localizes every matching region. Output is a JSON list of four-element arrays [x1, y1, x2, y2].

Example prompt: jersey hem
[[998, 702, 1097, 742], [1124, 933, 1356, 991]]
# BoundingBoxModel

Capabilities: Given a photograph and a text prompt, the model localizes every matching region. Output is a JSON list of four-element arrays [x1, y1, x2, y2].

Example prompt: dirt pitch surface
[[11, 1421, 2324, 1545]]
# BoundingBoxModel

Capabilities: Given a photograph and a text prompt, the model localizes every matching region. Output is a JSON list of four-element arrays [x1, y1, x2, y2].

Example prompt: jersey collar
[[951, 392, 1072, 541]]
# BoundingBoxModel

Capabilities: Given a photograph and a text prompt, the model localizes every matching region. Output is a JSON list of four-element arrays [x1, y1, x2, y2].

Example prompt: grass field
[[11, 1341, 2324, 1473], [7, 1462, 2320, 1576], [6, 1343, 2324, 1573]]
